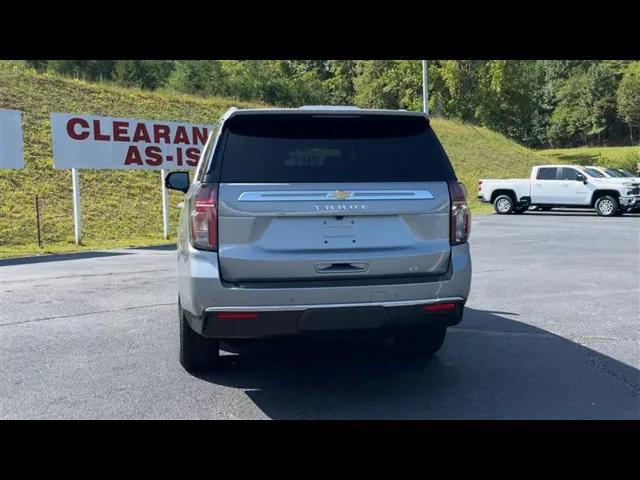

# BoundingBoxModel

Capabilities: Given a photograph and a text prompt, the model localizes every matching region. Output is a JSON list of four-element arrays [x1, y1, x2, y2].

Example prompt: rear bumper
[[177, 243, 471, 338], [185, 300, 465, 339]]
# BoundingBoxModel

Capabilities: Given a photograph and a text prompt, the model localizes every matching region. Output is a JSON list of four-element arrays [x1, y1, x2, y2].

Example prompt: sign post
[[422, 60, 429, 116], [35, 195, 43, 249], [71, 168, 82, 245], [161, 169, 170, 239]]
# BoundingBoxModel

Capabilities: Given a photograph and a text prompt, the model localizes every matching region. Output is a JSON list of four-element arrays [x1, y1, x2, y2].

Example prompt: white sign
[[51, 113, 214, 170], [0, 109, 25, 169]]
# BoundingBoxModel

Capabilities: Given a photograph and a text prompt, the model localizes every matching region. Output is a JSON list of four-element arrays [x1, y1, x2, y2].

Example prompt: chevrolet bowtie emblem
[[333, 190, 350, 200]]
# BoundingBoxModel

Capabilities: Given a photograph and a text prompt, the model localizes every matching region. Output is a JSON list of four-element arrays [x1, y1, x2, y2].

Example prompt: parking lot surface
[[1, 210, 639, 419]]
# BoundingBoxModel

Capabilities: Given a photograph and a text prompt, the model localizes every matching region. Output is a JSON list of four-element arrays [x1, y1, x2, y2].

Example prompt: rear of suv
[[166, 107, 472, 371]]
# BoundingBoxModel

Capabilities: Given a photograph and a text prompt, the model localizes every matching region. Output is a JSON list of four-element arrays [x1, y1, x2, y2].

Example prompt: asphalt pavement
[[1, 210, 638, 419]]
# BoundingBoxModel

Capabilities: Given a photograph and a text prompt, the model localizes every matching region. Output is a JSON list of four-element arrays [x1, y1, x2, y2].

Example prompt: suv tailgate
[[217, 182, 451, 282]]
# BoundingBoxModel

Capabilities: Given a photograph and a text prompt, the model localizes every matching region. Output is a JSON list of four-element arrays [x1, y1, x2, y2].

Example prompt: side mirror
[[165, 171, 190, 193], [576, 173, 587, 184]]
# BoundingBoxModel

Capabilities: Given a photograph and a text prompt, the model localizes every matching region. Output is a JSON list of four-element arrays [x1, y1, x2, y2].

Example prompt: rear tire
[[179, 302, 220, 372], [493, 194, 515, 214], [594, 195, 619, 217], [394, 325, 447, 357]]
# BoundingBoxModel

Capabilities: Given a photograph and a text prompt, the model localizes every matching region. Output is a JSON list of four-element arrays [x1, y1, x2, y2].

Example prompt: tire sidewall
[[595, 195, 618, 217], [179, 298, 219, 371], [494, 194, 514, 214]]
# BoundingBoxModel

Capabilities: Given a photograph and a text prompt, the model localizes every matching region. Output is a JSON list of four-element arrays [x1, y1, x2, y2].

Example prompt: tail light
[[478, 180, 483, 191], [423, 303, 457, 312], [190, 184, 218, 250], [449, 180, 471, 245]]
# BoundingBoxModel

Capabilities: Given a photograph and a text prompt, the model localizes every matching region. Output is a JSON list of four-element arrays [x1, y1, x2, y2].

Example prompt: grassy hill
[[0, 62, 547, 258], [0, 63, 265, 258], [539, 146, 640, 172]]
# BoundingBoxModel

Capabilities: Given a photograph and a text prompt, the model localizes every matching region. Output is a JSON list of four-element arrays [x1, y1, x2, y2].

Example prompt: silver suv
[[166, 107, 472, 371]]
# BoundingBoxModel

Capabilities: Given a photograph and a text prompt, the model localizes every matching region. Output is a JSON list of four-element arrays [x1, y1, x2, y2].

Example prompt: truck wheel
[[179, 301, 220, 372], [394, 326, 447, 357], [493, 195, 514, 214], [594, 195, 619, 217]]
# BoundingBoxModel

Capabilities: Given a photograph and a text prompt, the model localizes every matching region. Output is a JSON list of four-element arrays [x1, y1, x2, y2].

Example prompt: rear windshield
[[209, 114, 455, 183]]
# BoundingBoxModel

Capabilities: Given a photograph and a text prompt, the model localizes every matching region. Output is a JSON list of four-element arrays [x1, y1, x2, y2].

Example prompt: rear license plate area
[[298, 307, 388, 331]]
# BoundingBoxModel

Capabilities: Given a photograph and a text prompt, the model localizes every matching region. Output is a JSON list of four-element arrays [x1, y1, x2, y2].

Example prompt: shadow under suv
[[166, 106, 472, 371]]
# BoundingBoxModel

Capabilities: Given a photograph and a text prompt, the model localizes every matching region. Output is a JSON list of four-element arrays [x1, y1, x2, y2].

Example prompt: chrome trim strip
[[205, 296, 464, 312], [237, 190, 434, 202]]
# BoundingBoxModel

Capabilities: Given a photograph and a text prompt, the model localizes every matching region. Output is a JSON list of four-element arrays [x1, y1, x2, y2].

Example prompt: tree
[[113, 60, 174, 90], [353, 61, 397, 109], [166, 61, 225, 95], [323, 60, 357, 104], [530, 61, 594, 147], [353, 60, 422, 110], [24, 60, 49, 72], [429, 60, 485, 121], [45, 60, 116, 81], [474, 60, 543, 145], [218, 61, 289, 105], [547, 63, 618, 147], [616, 63, 640, 144], [15, 59, 639, 148]]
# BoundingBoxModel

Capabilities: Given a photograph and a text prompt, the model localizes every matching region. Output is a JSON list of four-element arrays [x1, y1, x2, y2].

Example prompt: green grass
[[1, 63, 547, 259], [430, 119, 548, 210], [0, 63, 264, 258], [538, 146, 640, 171]]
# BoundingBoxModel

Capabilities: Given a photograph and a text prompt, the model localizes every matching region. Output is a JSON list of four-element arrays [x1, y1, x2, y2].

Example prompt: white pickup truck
[[478, 165, 640, 216], [584, 165, 640, 184]]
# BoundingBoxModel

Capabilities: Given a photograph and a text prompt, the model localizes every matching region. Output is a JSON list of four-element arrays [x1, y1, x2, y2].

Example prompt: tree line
[[25, 60, 640, 149]]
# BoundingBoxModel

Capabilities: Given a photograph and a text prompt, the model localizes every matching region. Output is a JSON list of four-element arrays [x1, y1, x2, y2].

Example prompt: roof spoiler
[[298, 105, 362, 110]]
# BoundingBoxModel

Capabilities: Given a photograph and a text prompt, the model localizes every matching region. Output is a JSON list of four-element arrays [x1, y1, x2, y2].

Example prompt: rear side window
[[209, 114, 455, 183], [536, 167, 558, 180]]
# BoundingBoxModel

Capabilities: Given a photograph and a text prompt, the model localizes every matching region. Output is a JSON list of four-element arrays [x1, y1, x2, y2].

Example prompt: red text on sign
[[65, 118, 209, 146]]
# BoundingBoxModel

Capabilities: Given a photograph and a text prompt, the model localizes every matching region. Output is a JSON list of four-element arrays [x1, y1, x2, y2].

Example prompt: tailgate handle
[[314, 262, 369, 273]]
